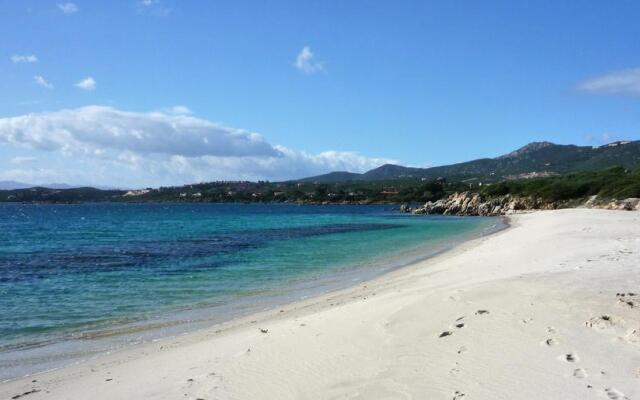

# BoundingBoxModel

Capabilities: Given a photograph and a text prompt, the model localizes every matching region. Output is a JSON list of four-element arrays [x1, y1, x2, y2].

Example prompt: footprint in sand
[[543, 338, 558, 346], [573, 368, 587, 379], [616, 297, 636, 309], [547, 326, 557, 334], [585, 315, 617, 330], [623, 329, 640, 345], [563, 353, 579, 363], [604, 387, 630, 400], [622, 300, 635, 309]]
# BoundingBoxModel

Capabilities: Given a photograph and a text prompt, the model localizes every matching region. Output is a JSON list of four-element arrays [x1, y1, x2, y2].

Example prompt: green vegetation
[[124, 178, 466, 204], [1, 166, 639, 205], [3, 140, 640, 205], [480, 166, 640, 201], [304, 141, 640, 183], [0, 187, 124, 203]]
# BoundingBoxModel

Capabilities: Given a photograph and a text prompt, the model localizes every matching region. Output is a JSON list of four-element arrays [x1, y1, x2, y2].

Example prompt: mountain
[[299, 140, 640, 183], [297, 171, 363, 183], [0, 181, 123, 190], [0, 181, 80, 190], [0, 181, 34, 190]]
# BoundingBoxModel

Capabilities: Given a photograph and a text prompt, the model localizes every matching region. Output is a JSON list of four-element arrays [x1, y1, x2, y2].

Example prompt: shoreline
[[0, 212, 504, 382], [2, 209, 639, 399]]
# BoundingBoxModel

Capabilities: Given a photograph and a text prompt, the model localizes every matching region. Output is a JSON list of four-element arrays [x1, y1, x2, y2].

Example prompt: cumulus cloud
[[577, 68, 640, 95], [11, 55, 38, 63], [0, 106, 279, 158], [111, 149, 392, 185], [75, 77, 96, 91], [33, 75, 53, 89], [57, 2, 78, 14], [0, 106, 393, 186], [294, 46, 323, 74]]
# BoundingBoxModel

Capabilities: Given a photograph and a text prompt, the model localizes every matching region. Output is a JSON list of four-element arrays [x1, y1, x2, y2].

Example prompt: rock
[[582, 196, 640, 211], [621, 198, 640, 210], [412, 207, 426, 215], [407, 190, 638, 217]]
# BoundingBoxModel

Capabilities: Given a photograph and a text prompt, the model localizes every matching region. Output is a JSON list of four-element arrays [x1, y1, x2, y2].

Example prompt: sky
[[1, 1, 639, 188]]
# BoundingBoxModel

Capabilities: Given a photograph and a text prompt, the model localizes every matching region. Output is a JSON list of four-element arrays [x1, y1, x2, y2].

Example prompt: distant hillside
[[0, 187, 125, 202], [0, 181, 81, 190], [3, 140, 640, 204], [298, 171, 363, 183], [299, 141, 640, 183], [0, 181, 33, 190]]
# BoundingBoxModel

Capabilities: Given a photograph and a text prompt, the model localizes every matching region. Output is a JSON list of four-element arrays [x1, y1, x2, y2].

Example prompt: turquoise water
[[0, 203, 501, 380]]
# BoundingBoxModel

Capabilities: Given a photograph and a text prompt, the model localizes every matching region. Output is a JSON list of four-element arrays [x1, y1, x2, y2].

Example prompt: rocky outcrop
[[595, 197, 640, 211], [405, 192, 540, 216], [403, 192, 640, 216], [406, 192, 548, 216]]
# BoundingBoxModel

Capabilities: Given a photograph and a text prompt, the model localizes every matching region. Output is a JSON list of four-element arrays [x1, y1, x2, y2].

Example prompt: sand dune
[[2, 209, 639, 400]]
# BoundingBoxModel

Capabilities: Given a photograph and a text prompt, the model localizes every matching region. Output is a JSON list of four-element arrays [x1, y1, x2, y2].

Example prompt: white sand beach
[[2, 208, 639, 400]]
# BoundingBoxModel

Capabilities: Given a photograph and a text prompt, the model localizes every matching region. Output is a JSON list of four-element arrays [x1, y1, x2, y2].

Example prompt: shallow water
[[0, 203, 502, 380]]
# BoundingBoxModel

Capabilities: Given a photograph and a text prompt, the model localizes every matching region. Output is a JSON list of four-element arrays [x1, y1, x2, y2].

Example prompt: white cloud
[[169, 105, 192, 115], [75, 77, 96, 91], [10, 156, 37, 165], [57, 2, 78, 14], [0, 106, 279, 157], [294, 46, 323, 74], [33, 75, 53, 89], [577, 68, 640, 95], [0, 168, 69, 184], [0, 106, 393, 186], [11, 54, 38, 63], [137, 0, 171, 16]]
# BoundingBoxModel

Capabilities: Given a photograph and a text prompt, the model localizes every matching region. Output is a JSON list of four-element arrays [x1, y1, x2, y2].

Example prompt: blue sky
[[1, 1, 639, 187]]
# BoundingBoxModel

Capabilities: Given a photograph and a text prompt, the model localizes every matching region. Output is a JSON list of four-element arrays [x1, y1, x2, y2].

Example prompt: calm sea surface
[[0, 203, 503, 380]]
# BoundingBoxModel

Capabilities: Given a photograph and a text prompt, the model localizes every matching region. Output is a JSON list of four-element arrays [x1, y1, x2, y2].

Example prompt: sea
[[0, 203, 503, 380]]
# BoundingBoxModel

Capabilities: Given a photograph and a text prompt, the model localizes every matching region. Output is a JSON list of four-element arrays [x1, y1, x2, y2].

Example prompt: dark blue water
[[0, 203, 501, 380]]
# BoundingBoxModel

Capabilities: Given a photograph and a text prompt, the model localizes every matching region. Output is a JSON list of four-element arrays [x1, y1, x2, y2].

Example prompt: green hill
[[300, 141, 640, 183]]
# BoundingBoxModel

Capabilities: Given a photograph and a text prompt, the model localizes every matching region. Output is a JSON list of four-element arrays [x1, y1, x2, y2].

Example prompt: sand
[[2, 208, 639, 400]]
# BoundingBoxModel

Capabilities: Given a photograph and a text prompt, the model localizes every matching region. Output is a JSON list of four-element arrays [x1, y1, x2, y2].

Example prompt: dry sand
[[2, 209, 640, 400]]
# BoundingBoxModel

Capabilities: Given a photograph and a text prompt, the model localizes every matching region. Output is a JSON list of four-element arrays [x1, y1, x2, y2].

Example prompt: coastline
[[2, 209, 639, 399], [0, 209, 502, 382]]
